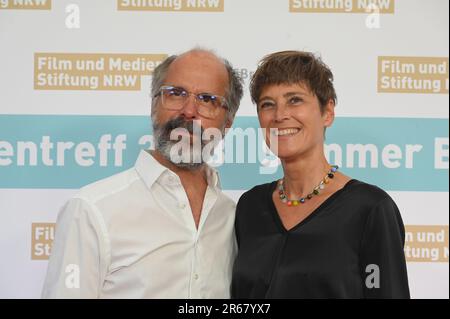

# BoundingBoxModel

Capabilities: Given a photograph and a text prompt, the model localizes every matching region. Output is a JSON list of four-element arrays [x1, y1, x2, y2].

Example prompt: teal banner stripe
[[0, 115, 448, 191]]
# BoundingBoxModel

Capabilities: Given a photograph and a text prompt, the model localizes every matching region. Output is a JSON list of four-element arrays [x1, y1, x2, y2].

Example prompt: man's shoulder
[[216, 189, 237, 208], [75, 167, 140, 204]]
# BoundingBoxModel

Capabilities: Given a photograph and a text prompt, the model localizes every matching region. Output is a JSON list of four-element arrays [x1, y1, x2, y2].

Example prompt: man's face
[[152, 52, 231, 169]]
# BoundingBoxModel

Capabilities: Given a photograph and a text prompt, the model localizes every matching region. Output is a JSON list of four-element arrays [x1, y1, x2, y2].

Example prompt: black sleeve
[[359, 196, 410, 299], [234, 192, 248, 249]]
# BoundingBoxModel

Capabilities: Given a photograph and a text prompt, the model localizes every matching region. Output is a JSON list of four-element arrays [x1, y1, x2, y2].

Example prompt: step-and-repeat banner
[[0, 0, 448, 298]]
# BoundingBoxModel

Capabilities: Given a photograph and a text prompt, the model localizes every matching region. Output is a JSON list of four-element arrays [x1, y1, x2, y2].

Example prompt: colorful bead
[[278, 165, 338, 207]]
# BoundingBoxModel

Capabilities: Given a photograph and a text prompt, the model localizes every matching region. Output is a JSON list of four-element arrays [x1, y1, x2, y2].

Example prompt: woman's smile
[[272, 127, 302, 137]]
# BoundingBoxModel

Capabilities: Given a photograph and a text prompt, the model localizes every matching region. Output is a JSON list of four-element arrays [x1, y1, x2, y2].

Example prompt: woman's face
[[257, 82, 335, 161]]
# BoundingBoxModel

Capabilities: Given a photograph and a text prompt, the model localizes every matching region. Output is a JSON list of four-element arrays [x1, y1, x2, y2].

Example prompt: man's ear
[[323, 99, 335, 128], [225, 117, 233, 130]]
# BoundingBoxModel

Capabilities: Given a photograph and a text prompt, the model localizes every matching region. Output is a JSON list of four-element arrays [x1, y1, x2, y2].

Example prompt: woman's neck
[[280, 149, 331, 198]]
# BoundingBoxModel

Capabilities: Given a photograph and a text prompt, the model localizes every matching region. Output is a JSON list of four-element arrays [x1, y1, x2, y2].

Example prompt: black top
[[231, 179, 410, 299]]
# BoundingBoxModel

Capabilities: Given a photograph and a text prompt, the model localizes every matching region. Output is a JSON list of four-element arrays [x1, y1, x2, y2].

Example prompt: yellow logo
[[289, 0, 394, 13], [30, 223, 448, 263], [31, 223, 55, 260], [0, 0, 51, 10], [378, 56, 449, 94], [405, 225, 449, 263], [34, 53, 168, 91], [118, 0, 224, 12]]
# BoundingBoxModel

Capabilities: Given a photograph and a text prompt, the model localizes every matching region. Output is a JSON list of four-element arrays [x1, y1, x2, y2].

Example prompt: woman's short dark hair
[[250, 51, 337, 113]]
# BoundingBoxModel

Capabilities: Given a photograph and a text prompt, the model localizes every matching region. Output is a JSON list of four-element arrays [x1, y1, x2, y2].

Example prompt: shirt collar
[[134, 150, 221, 191]]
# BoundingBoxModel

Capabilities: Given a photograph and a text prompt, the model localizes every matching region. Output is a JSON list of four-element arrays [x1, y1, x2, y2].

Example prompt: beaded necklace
[[278, 165, 339, 206]]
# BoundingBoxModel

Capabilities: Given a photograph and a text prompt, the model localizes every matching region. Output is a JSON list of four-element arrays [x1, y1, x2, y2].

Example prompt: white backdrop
[[0, 0, 448, 298]]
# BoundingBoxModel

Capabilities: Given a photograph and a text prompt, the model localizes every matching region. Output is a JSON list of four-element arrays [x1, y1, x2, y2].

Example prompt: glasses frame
[[154, 85, 228, 119]]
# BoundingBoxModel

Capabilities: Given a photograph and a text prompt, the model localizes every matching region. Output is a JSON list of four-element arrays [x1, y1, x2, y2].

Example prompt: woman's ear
[[323, 99, 335, 128]]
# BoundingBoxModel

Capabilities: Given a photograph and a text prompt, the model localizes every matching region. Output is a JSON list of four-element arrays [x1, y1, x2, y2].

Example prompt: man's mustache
[[161, 117, 205, 140]]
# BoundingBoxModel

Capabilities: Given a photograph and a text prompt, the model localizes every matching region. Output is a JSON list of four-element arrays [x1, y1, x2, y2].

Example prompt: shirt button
[[179, 203, 187, 209], [194, 274, 199, 280]]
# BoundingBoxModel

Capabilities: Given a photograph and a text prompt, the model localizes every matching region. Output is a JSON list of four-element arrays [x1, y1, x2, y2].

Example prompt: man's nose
[[181, 94, 199, 119]]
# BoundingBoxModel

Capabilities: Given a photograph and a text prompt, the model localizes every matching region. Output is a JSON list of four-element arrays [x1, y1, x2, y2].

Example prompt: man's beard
[[152, 116, 223, 171]]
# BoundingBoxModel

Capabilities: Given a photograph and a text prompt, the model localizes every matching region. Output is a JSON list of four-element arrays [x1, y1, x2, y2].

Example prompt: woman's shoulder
[[237, 181, 277, 206], [345, 179, 395, 206]]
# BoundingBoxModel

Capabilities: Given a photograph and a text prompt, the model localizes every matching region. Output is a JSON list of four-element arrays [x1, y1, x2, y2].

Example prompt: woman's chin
[[274, 149, 302, 161]]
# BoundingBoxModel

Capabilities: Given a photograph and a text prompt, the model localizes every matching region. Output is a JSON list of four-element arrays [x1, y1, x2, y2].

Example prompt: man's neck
[[149, 149, 209, 229], [149, 150, 207, 184]]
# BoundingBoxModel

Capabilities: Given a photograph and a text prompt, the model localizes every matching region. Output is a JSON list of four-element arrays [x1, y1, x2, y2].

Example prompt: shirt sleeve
[[359, 196, 410, 299], [41, 197, 110, 299]]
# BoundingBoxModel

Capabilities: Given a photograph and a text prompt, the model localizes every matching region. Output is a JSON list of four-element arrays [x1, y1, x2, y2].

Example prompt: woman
[[231, 51, 410, 299]]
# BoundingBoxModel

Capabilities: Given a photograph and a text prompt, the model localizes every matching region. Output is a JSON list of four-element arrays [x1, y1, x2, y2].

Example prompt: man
[[41, 48, 243, 298]]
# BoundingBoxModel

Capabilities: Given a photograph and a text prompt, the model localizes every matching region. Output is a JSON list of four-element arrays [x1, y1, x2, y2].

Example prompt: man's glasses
[[154, 85, 228, 119]]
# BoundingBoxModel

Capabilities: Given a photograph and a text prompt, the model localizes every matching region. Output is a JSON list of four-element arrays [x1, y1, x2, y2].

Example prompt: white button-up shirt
[[42, 150, 237, 299]]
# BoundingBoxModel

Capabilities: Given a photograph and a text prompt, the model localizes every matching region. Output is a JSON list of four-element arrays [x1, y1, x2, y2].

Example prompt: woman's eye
[[289, 96, 303, 105], [259, 102, 274, 109]]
